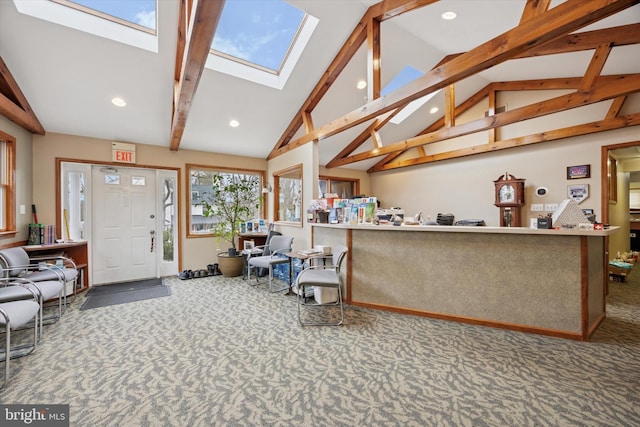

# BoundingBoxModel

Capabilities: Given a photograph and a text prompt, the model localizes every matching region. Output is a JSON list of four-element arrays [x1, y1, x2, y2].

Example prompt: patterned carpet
[[1, 270, 639, 427]]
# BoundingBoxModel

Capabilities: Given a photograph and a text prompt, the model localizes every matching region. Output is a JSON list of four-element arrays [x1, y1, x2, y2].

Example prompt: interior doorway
[[602, 140, 640, 260]]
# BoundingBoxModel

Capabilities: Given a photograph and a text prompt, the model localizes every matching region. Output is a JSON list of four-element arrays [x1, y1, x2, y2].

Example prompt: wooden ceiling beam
[[268, 0, 438, 159], [330, 73, 640, 169], [369, 83, 492, 169], [579, 43, 613, 92], [367, 18, 382, 102], [519, 0, 551, 24], [0, 56, 45, 135], [170, 0, 224, 151], [606, 96, 627, 118], [329, 51, 462, 168], [269, 0, 638, 160], [326, 110, 397, 168], [372, 112, 640, 171], [518, 23, 640, 58], [369, 0, 440, 20]]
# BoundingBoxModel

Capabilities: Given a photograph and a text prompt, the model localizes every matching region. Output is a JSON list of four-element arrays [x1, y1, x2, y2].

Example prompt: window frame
[[187, 164, 265, 238], [319, 175, 360, 199], [274, 164, 303, 226], [0, 130, 16, 237]]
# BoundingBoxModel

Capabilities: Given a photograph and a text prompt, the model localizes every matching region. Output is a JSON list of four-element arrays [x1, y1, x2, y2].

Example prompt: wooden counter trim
[[351, 300, 584, 341], [311, 222, 618, 237], [346, 228, 352, 305], [581, 236, 589, 341]]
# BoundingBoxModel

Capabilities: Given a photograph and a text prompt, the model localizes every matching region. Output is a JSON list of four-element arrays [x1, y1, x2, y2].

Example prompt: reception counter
[[311, 223, 618, 341]]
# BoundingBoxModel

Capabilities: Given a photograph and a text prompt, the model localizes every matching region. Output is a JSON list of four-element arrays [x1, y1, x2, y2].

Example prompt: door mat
[[80, 278, 170, 310]]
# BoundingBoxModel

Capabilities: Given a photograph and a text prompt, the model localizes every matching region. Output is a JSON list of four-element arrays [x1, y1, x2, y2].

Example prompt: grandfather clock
[[493, 172, 525, 227]]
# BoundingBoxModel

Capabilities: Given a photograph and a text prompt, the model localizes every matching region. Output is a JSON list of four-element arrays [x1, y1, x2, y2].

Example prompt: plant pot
[[217, 252, 244, 277]]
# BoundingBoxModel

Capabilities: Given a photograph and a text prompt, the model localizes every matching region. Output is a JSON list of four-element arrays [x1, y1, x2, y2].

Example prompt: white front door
[[91, 166, 158, 284]]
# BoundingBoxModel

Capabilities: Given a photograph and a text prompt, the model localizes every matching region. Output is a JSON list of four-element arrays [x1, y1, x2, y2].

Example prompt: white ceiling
[[0, 0, 638, 170]]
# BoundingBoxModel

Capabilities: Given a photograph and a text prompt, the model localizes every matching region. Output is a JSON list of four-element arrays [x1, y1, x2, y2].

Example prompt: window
[[49, 0, 157, 33], [274, 164, 302, 224], [15, 0, 158, 52], [188, 165, 264, 236], [161, 175, 176, 262], [208, 0, 318, 89], [318, 176, 359, 199], [0, 131, 15, 235]]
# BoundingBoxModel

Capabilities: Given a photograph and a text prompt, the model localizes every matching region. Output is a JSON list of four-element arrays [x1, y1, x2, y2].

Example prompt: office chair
[[247, 235, 293, 292], [296, 246, 347, 326]]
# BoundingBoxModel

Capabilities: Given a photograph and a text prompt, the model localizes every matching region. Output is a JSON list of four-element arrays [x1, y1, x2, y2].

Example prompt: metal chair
[[0, 247, 76, 336], [247, 235, 293, 292], [0, 285, 40, 388], [296, 246, 347, 326], [242, 229, 281, 279]]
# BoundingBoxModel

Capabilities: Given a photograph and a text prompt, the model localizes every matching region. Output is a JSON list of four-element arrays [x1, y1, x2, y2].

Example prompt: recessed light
[[357, 80, 367, 90], [229, 119, 240, 128], [441, 11, 457, 20], [430, 107, 439, 114], [111, 97, 126, 107]]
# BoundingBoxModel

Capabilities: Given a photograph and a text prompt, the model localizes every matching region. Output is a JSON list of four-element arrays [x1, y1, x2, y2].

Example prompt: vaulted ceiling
[[0, 0, 639, 171]]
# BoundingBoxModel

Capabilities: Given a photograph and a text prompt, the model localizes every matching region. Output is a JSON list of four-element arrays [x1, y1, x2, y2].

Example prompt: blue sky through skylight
[[67, 0, 156, 30], [211, 0, 305, 72], [381, 65, 441, 124], [381, 65, 424, 96]]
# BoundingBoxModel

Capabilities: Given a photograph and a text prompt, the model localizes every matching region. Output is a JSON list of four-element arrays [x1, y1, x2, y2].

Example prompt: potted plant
[[201, 172, 262, 277]]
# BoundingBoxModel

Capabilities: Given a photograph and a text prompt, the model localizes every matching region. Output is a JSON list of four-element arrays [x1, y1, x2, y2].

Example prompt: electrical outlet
[[544, 203, 559, 211], [530, 204, 543, 212]]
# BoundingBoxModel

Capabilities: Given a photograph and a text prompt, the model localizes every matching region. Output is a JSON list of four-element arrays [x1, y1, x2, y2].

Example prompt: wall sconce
[[262, 183, 273, 194]]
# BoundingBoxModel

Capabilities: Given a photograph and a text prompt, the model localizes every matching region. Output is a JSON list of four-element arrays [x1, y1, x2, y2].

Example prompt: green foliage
[[163, 227, 174, 261], [200, 173, 261, 250]]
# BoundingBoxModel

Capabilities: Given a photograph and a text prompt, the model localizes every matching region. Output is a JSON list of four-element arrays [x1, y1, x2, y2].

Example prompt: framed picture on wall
[[568, 184, 589, 204], [567, 165, 590, 179]]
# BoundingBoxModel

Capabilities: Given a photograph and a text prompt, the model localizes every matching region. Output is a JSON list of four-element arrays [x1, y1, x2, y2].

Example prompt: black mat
[[80, 278, 170, 310]]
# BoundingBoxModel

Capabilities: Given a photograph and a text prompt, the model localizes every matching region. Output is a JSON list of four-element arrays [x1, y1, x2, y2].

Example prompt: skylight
[[51, 0, 156, 33], [382, 65, 440, 124], [207, 0, 318, 90], [15, 0, 158, 52]]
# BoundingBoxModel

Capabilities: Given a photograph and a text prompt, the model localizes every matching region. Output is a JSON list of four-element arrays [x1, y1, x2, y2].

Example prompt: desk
[[23, 241, 89, 295], [239, 233, 267, 250]]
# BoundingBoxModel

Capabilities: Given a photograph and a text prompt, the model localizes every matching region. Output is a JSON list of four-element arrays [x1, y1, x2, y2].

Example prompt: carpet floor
[[1, 272, 639, 426]]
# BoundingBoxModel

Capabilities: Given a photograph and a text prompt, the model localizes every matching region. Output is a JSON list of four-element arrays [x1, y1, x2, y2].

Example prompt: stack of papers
[[299, 249, 322, 256]]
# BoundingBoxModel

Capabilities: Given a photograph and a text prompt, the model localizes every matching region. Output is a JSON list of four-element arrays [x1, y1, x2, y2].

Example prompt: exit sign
[[112, 142, 136, 164]]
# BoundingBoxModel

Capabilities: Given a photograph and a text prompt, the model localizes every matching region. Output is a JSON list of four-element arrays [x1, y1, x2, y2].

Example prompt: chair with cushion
[[0, 285, 40, 388], [0, 247, 75, 334], [296, 246, 347, 326], [242, 229, 281, 279], [247, 235, 293, 292]]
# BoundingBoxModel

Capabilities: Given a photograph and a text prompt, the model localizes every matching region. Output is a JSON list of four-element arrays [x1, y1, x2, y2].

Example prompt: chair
[[0, 247, 75, 334], [242, 229, 281, 279], [247, 235, 293, 292], [0, 285, 40, 388], [296, 246, 348, 326]]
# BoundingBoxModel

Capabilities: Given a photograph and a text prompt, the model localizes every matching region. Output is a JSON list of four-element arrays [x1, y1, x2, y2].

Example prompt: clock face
[[499, 184, 514, 203]]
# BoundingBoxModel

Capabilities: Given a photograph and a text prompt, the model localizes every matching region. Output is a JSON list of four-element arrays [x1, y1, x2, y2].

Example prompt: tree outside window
[[188, 165, 264, 236]]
